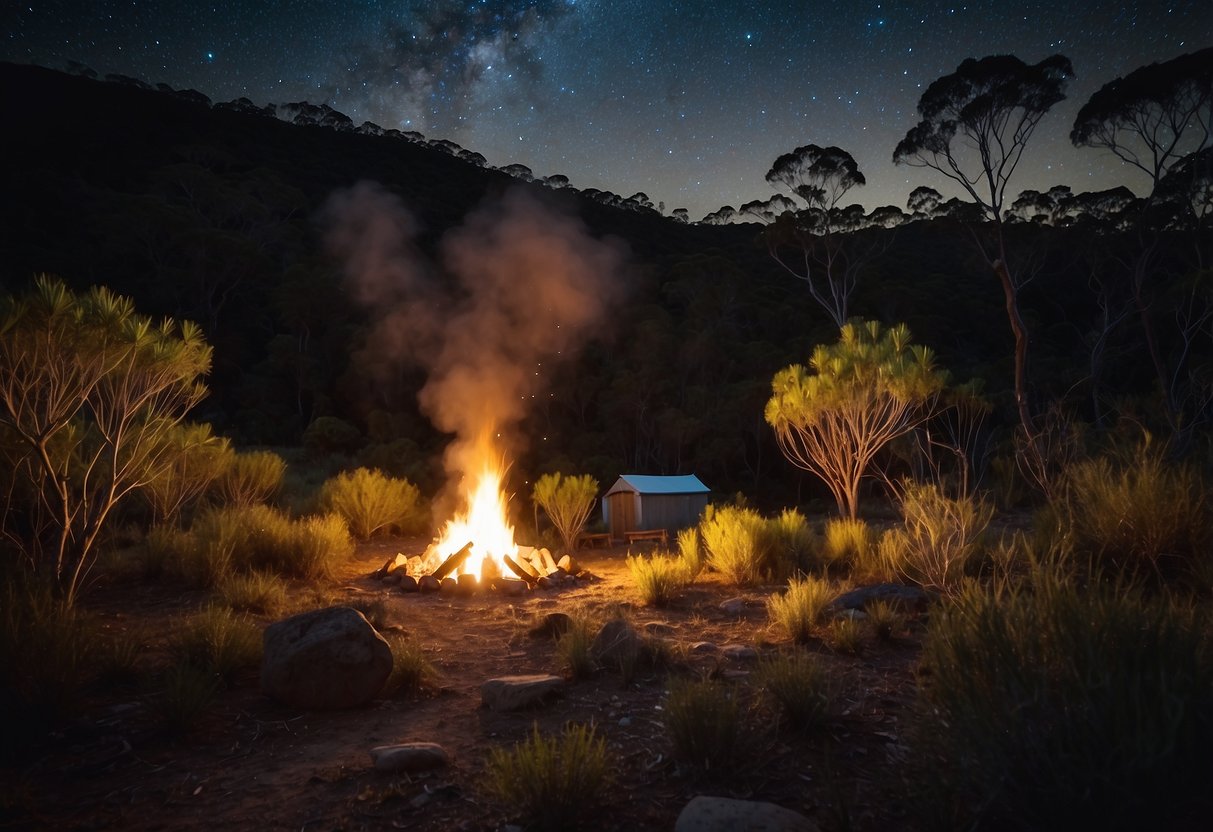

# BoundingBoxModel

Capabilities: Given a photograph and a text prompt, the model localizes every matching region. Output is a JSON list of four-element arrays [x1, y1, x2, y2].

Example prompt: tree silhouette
[[763, 144, 878, 328], [894, 53, 1074, 443]]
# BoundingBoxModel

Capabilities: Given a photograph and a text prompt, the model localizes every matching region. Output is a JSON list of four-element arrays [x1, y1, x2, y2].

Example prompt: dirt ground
[[6, 539, 928, 831]]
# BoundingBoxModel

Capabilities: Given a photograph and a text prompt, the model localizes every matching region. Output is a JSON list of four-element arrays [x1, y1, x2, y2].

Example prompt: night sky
[[4, 1, 1209, 219]]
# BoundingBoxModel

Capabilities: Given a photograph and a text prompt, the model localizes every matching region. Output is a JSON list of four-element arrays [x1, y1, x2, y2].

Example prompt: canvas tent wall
[[602, 474, 710, 539]]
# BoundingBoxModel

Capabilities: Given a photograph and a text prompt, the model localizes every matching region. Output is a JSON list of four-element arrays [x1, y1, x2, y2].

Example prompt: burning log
[[431, 542, 474, 582], [503, 553, 540, 585], [481, 557, 501, 582]]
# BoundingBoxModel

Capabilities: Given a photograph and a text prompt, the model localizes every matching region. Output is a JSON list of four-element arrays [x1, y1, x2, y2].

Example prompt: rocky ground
[[6, 540, 930, 831]]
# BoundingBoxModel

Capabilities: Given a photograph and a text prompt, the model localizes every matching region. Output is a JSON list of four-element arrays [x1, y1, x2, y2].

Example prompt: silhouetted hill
[[2, 62, 1203, 505]]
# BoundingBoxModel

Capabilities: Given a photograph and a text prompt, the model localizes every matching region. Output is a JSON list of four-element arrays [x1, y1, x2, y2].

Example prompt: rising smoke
[[323, 181, 627, 516]]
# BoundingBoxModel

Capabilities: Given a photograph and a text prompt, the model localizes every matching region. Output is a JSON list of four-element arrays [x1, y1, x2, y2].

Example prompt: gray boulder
[[828, 583, 934, 613], [674, 796, 818, 832], [261, 606, 392, 710], [481, 674, 565, 711], [369, 742, 450, 773]]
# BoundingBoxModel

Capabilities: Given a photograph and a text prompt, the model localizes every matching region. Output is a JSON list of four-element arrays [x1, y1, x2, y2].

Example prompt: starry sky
[[4, 1, 1209, 219]]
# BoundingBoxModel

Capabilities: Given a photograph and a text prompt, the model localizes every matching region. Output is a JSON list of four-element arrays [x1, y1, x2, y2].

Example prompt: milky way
[[4, 1, 1209, 217]]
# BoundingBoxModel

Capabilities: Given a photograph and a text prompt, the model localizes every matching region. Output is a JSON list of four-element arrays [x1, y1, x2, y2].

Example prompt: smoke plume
[[323, 181, 626, 514]]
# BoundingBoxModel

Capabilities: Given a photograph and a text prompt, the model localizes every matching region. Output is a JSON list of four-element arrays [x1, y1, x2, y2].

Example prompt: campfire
[[373, 454, 587, 596]]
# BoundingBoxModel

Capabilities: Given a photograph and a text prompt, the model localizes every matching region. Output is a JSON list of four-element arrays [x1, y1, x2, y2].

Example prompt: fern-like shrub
[[879, 484, 992, 593]]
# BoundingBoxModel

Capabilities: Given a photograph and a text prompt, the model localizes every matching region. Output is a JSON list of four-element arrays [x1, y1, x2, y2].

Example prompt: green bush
[[485, 723, 610, 832], [821, 517, 877, 573], [172, 605, 262, 684], [700, 504, 772, 584], [767, 575, 833, 643], [766, 508, 817, 576], [758, 652, 832, 731], [317, 466, 424, 539], [381, 635, 434, 696], [663, 677, 745, 775], [531, 472, 599, 554], [290, 512, 355, 579], [142, 422, 234, 524], [211, 449, 286, 508], [1057, 441, 1210, 579], [915, 571, 1213, 830], [627, 552, 695, 607], [865, 599, 903, 641], [879, 484, 992, 593], [302, 416, 363, 454], [676, 526, 704, 574], [0, 577, 94, 739], [217, 570, 288, 615], [826, 616, 864, 654]]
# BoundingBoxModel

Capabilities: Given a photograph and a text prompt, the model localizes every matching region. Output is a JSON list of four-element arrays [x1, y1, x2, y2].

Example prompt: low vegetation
[[879, 484, 993, 593], [317, 466, 424, 539], [484, 723, 610, 831], [627, 550, 696, 606], [663, 677, 745, 775], [758, 652, 832, 732], [767, 575, 834, 643]]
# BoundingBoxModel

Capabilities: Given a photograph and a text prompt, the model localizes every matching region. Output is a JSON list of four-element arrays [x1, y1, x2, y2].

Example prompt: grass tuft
[[173, 605, 262, 685], [758, 652, 832, 731], [766, 575, 833, 643], [880, 484, 992, 593], [217, 570, 288, 615], [663, 677, 745, 775], [381, 634, 434, 696], [485, 722, 610, 831], [627, 551, 695, 607]]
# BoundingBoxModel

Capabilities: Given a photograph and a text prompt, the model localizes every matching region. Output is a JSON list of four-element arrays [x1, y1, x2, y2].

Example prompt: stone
[[590, 618, 643, 668], [496, 578, 527, 596], [399, 574, 419, 592], [369, 742, 450, 773], [690, 641, 719, 654], [481, 674, 564, 711], [674, 796, 818, 832], [719, 597, 746, 615], [528, 612, 572, 639], [721, 644, 759, 662], [261, 607, 392, 710], [643, 621, 677, 637], [834, 608, 868, 621], [418, 575, 440, 592], [828, 583, 934, 613], [439, 577, 458, 594], [457, 573, 479, 595]]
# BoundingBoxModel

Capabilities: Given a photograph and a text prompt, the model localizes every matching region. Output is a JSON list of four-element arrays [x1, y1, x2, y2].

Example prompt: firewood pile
[[370, 543, 592, 596]]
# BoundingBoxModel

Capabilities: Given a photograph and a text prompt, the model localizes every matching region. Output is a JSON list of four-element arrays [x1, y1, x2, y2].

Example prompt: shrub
[[218, 570, 288, 615], [826, 616, 864, 654], [676, 526, 704, 574], [1057, 440, 1210, 579], [879, 484, 992, 594], [531, 472, 599, 554], [157, 660, 219, 736], [915, 571, 1213, 830], [0, 577, 94, 737], [700, 504, 771, 584], [173, 606, 262, 684], [663, 677, 744, 774], [556, 612, 597, 680], [766, 508, 817, 576], [767, 575, 833, 643], [318, 467, 423, 539], [141, 422, 234, 524], [758, 652, 832, 731], [212, 449, 286, 508], [302, 416, 362, 454], [821, 517, 876, 573], [627, 552, 694, 607], [865, 599, 902, 641], [289, 513, 355, 579], [485, 723, 610, 832], [381, 635, 434, 696]]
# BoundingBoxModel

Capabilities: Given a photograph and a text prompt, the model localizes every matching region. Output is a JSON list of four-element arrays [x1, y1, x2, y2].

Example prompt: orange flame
[[430, 459, 519, 581]]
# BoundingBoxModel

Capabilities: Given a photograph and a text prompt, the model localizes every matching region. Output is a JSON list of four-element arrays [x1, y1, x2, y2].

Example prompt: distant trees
[[894, 53, 1074, 444], [763, 144, 880, 328], [0, 277, 211, 605], [765, 320, 949, 519]]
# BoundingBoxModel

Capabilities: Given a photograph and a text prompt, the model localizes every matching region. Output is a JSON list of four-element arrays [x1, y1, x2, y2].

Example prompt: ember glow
[[428, 455, 519, 581]]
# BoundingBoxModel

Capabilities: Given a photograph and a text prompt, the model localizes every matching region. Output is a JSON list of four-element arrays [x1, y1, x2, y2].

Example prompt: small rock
[[536, 575, 553, 590], [719, 597, 746, 615], [674, 796, 818, 832], [528, 612, 572, 639], [689, 641, 719, 654], [643, 621, 677, 637], [418, 575, 440, 593], [828, 583, 934, 612], [369, 742, 450, 773], [399, 574, 419, 593], [497, 578, 527, 596], [618, 716, 632, 727], [835, 608, 868, 621], [456, 573, 479, 595], [721, 644, 758, 662], [439, 577, 458, 594], [481, 674, 565, 711]]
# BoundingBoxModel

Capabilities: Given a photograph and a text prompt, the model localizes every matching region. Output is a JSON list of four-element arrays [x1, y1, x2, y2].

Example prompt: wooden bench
[[576, 532, 613, 549], [624, 528, 668, 546]]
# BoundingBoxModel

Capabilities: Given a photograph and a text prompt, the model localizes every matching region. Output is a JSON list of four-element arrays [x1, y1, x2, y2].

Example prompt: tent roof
[[604, 474, 710, 497]]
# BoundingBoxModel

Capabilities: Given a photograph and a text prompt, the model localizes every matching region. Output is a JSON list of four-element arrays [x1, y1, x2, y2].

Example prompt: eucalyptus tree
[[765, 320, 950, 520], [894, 53, 1073, 442]]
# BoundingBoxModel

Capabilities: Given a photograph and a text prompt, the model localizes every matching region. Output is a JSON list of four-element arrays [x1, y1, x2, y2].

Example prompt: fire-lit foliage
[[531, 472, 599, 555], [318, 466, 424, 539], [915, 569, 1213, 830]]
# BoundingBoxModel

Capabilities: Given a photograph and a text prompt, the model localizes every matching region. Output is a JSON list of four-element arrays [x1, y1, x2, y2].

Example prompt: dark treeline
[[2, 62, 1208, 509]]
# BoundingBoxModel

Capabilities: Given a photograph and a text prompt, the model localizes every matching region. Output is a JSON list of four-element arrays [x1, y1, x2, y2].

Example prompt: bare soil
[[5, 540, 928, 831]]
